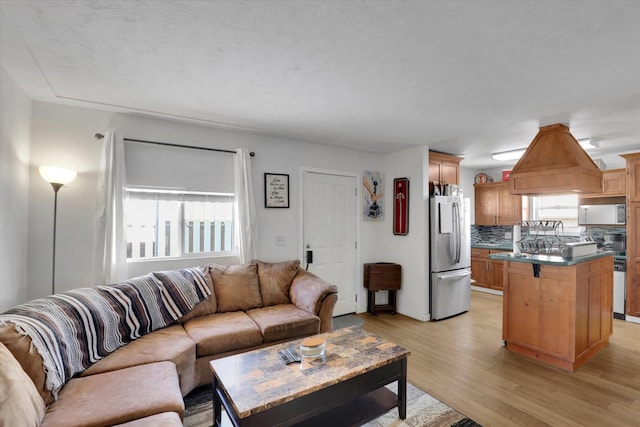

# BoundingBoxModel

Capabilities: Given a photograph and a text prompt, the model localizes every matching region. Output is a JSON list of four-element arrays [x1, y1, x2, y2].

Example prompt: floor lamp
[[39, 166, 77, 295]]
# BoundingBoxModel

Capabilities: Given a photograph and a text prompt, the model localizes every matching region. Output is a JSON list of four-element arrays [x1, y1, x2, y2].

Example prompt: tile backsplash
[[472, 225, 626, 248], [471, 225, 514, 246]]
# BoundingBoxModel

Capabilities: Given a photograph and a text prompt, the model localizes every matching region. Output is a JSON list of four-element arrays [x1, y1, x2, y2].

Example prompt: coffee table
[[209, 326, 410, 427]]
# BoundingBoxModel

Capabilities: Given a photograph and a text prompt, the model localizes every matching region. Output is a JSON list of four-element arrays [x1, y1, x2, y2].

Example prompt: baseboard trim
[[471, 285, 503, 296], [625, 315, 640, 324]]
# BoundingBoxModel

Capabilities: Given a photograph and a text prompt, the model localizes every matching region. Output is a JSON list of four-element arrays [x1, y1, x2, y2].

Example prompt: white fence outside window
[[126, 189, 235, 260]]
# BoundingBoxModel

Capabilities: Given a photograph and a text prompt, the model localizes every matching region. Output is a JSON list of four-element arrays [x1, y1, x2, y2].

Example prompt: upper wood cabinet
[[474, 182, 522, 226], [580, 169, 626, 198], [429, 151, 462, 185], [622, 153, 640, 202], [621, 153, 640, 317]]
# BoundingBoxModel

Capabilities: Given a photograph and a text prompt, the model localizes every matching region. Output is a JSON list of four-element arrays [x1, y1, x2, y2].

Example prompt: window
[[125, 188, 235, 260], [528, 194, 579, 231], [122, 139, 236, 261]]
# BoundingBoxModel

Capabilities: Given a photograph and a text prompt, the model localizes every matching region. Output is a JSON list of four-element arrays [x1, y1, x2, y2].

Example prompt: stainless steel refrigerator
[[429, 195, 471, 320]]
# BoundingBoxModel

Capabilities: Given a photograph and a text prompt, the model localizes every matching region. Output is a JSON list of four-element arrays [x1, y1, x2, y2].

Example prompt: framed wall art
[[264, 173, 289, 208], [363, 170, 384, 221], [393, 177, 409, 235]]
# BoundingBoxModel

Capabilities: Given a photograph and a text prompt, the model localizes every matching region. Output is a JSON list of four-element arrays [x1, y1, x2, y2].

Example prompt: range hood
[[509, 123, 603, 195]]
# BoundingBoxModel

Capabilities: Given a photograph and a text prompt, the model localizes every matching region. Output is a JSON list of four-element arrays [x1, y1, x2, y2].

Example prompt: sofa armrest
[[289, 270, 338, 332]]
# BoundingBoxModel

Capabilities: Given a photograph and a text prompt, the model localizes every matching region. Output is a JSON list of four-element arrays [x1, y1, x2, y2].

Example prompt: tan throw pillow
[[0, 341, 47, 427], [0, 324, 52, 405], [254, 259, 300, 306], [210, 263, 263, 312], [176, 266, 217, 323]]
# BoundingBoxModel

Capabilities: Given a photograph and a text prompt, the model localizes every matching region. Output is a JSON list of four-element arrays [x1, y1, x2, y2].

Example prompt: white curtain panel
[[93, 132, 127, 284], [234, 149, 257, 264]]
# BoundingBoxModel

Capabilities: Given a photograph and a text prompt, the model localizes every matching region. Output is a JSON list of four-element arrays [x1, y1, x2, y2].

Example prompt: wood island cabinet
[[621, 153, 640, 318], [474, 182, 522, 226], [502, 256, 613, 372], [429, 151, 462, 186], [471, 248, 509, 291]]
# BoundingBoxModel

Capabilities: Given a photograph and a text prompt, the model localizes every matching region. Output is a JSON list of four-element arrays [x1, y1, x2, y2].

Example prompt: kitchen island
[[490, 252, 614, 371]]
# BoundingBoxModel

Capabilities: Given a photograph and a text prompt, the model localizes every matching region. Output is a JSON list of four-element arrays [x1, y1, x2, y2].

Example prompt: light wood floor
[[358, 290, 640, 427]]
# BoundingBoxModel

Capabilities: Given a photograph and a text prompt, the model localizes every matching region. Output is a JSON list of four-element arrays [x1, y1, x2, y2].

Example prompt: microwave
[[578, 204, 626, 226]]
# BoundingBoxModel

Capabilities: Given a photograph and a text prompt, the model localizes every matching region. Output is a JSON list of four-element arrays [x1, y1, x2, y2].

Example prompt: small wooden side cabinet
[[364, 263, 402, 315]]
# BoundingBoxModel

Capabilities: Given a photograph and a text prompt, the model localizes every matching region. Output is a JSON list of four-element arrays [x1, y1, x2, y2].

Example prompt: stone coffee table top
[[209, 326, 410, 418]]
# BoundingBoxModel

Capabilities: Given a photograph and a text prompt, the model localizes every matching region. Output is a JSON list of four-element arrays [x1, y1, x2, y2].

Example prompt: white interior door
[[303, 171, 357, 316]]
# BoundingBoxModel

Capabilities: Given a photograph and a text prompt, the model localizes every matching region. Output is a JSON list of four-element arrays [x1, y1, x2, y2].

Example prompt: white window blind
[[124, 141, 234, 193]]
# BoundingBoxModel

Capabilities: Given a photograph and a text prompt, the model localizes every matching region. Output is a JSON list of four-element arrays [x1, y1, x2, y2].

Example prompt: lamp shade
[[39, 166, 77, 185]]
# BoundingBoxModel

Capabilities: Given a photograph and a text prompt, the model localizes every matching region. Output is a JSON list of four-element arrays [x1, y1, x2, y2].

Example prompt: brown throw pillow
[[210, 263, 263, 312], [0, 341, 46, 427], [254, 259, 300, 306]]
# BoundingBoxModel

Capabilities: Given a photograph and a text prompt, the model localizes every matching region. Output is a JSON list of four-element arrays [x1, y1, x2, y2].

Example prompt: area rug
[[183, 381, 481, 427], [333, 313, 365, 330]]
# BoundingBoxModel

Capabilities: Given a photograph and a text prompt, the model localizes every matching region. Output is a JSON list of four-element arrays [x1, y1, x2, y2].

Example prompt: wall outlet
[[275, 236, 286, 246], [505, 232, 512, 239]]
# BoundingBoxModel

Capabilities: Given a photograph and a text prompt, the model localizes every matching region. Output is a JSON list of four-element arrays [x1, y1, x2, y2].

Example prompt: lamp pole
[[39, 166, 76, 296], [50, 182, 63, 295]]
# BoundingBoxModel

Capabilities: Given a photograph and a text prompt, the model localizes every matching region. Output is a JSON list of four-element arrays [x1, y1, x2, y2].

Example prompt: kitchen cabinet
[[471, 248, 509, 291], [429, 151, 462, 186], [621, 153, 640, 317], [580, 168, 626, 198], [474, 182, 522, 226], [502, 256, 613, 371]]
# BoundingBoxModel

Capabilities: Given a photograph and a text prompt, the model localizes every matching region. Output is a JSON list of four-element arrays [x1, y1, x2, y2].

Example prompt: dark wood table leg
[[213, 377, 222, 427], [368, 290, 378, 315], [389, 290, 397, 314], [398, 357, 407, 419]]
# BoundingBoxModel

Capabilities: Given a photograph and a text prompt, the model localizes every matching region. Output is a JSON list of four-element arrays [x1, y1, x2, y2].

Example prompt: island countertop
[[489, 251, 614, 266]]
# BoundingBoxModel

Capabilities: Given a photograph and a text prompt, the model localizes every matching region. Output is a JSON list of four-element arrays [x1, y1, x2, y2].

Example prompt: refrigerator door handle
[[450, 201, 461, 263], [437, 270, 471, 280]]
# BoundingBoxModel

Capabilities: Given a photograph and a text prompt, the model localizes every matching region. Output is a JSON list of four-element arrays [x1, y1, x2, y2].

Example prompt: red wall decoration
[[393, 178, 409, 235]]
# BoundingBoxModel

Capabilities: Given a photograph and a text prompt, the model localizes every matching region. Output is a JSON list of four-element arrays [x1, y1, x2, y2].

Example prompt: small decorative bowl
[[300, 336, 326, 359]]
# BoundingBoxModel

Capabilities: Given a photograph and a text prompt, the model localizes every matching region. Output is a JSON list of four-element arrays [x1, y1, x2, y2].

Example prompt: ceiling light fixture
[[577, 138, 599, 150], [491, 148, 527, 161], [492, 137, 599, 162]]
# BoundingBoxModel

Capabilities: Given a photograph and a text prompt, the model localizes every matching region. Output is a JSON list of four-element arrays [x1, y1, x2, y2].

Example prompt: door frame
[[299, 167, 362, 314]]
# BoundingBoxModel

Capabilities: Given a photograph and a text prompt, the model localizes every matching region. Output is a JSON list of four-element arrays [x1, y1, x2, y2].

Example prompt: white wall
[[378, 146, 430, 321], [5, 98, 437, 321], [0, 67, 31, 311], [27, 102, 395, 299]]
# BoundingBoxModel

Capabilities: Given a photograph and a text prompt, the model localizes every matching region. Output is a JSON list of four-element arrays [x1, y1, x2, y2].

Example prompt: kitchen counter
[[471, 243, 513, 251], [489, 251, 614, 266]]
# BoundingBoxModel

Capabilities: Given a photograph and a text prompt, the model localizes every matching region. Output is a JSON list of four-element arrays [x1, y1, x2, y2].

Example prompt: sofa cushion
[[0, 323, 51, 404], [114, 412, 182, 427], [41, 361, 184, 427], [81, 324, 196, 395], [247, 305, 320, 342], [210, 263, 263, 312], [0, 341, 46, 427], [183, 312, 263, 356], [254, 259, 300, 306]]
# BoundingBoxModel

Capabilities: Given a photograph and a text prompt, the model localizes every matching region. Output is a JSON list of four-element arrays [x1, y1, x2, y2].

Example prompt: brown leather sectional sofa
[[0, 260, 338, 427]]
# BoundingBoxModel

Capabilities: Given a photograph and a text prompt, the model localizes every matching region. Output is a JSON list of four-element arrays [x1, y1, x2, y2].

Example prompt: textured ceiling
[[1, 0, 639, 168]]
